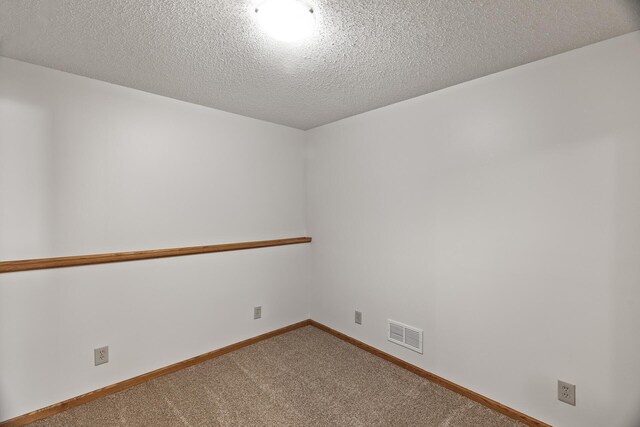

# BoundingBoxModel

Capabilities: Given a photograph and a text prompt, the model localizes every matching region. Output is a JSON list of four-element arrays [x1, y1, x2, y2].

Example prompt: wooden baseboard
[[2, 319, 548, 427], [308, 320, 550, 427], [0, 320, 311, 427]]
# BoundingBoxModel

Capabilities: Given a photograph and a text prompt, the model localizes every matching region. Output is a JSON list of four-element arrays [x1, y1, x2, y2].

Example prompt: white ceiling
[[1, 1, 639, 130]]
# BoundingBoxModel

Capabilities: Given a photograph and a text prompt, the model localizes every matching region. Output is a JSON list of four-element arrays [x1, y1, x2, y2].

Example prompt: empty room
[[1, 1, 639, 426]]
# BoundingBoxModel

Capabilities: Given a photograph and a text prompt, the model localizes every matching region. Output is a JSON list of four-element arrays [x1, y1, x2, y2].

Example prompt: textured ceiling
[[1, 1, 639, 129]]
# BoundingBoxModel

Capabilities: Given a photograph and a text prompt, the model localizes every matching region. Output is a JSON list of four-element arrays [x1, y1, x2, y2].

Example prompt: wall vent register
[[388, 319, 423, 354]]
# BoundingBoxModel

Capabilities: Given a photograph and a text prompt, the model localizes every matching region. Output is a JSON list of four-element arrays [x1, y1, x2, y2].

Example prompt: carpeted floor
[[31, 326, 523, 426]]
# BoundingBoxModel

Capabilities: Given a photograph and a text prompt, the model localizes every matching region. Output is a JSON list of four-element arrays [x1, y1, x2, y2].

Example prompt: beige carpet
[[31, 326, 523, 426]]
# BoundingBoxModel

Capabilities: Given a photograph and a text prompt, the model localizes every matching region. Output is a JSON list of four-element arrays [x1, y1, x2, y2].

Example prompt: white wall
[[0, 57, 309, 421], [3, 31, 640, 426], [306, 31, 640, 427]]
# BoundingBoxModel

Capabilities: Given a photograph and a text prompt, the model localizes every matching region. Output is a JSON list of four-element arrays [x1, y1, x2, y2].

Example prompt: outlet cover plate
[[94, 346, 109, 366], [355, 310, 362, 325], [558, 380, 576, 406], [254, 306, 262, 319]]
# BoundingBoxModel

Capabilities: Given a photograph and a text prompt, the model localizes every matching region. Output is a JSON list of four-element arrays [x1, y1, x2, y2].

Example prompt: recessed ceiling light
[[254, 0, 315, 42]]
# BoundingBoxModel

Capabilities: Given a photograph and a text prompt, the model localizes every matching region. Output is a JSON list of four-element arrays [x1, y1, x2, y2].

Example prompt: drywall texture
[[0, 57, 308, 422], [1, 0, 639, 129], [306, 32, 640, 427]]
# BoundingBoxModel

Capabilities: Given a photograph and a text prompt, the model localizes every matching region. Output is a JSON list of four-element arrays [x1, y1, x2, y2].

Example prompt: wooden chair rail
[[0, 237, 312, 273]]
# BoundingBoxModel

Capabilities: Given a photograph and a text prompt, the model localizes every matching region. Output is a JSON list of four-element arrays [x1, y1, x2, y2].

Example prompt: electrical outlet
[[94, 346, 109, 366], [254, 306, 262, 319], [355, 310, 362, 325], [558, 380, 576, 406]]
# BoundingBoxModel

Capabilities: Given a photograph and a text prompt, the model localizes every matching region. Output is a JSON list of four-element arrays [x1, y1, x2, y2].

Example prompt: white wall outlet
[[558, 380, 576, 406], [94, 346, 109, 366], [355, 310, 362, 325], [254, 306, 262, 319]]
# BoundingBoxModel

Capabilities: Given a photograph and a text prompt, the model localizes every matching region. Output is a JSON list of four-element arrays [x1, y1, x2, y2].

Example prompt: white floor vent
[[387, 319, 423, 354]]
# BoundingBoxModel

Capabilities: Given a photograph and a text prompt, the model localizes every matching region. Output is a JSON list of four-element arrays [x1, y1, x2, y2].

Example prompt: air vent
[[389, 322, 404, 341], [388, 319, 423, 354]]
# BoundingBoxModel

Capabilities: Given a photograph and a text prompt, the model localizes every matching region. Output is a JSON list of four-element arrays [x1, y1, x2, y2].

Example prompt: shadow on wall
[[611, 135, 640, 427], [0, 99, 56, 259], [0, 98, 63, 420]]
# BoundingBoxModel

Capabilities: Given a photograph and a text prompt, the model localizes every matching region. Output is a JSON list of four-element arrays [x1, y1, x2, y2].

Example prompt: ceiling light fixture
[[254, 0, 315, 42]]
